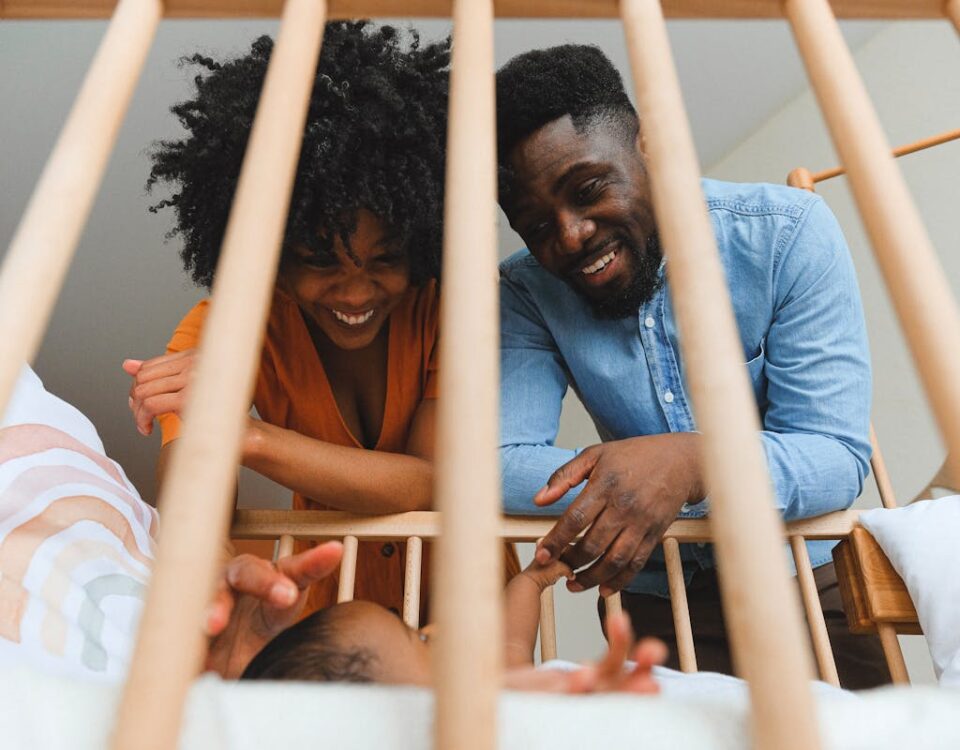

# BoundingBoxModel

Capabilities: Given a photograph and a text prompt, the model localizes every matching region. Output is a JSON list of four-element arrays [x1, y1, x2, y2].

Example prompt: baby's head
[[241, 600, 432, 686]]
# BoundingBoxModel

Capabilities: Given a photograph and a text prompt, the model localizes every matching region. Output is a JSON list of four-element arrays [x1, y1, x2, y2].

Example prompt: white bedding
[[1, 666, 958, 750]]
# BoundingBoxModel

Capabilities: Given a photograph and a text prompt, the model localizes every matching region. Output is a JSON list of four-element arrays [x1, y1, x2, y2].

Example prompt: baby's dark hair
[[495, 45, 638, 207], [241, 607, 376, 683], [148, 21, 450, 289]]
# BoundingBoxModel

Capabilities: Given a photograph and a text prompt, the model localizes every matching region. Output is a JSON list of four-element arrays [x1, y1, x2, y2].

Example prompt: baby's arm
[[504, 559, 573, 668]]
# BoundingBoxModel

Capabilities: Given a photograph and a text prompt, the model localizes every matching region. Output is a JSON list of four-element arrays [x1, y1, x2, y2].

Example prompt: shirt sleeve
[[760, 196, 872, 520], [499, 269, 584, 515], [157, 300, 210, 447]]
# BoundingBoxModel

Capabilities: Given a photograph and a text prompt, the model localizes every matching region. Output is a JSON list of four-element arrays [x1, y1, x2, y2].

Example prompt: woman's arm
[[240, 399, 436, 514], [503, 559, 572, 668]]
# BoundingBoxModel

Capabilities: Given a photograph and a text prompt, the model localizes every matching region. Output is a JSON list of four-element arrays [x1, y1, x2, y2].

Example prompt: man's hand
[[533, 433, 704, 596], [122, 350, 198, 436], [204, 541, 343, 679], [503, 612, 666, 694]]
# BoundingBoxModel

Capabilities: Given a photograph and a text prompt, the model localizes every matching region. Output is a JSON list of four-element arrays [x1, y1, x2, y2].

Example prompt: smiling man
[[495, 44, 889, 687]]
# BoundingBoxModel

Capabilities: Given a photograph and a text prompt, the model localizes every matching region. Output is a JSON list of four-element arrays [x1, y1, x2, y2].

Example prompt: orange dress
[[159, 281, 518, 617]]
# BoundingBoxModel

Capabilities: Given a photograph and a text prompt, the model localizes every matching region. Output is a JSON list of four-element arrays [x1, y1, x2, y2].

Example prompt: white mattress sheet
[[3, 667, 959, 750]]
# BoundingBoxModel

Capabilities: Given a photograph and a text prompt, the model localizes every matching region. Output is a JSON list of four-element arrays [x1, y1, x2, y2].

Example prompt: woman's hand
[[122, 350, 197, 436], [204, 541, 344, 679]]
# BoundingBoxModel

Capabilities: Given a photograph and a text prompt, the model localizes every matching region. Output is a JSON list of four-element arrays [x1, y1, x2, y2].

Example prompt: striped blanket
[[0, 366, 157, 681]]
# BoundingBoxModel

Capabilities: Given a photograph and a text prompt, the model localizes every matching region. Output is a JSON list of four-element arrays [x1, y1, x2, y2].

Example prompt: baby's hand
[[519, 558, 574, 590]]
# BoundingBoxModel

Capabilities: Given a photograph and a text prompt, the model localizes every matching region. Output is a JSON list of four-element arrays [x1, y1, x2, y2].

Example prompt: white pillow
[[859, 496, 960, 686]]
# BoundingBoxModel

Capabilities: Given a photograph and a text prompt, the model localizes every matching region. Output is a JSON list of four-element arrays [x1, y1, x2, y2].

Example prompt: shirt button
[[663, 390, 674, 404], [381, 543, 395, 558], [644, 316, 655, 329]]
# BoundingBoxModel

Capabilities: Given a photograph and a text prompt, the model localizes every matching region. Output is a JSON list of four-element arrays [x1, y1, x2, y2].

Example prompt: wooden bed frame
[[1, 2, 958, 750]]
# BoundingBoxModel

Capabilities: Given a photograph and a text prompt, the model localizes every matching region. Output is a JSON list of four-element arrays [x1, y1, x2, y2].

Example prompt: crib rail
[[234, 508, 865, 684], [1, 0, 954, 20]]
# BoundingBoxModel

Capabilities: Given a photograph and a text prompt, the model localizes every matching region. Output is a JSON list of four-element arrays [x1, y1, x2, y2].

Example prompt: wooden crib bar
[[786, 0, 960, 490], [337, 535, 359, 602], [663, 537, 698, 673], [0, 0, 161, 431], [2, 0, 954, 19], [110, 2, 330, 748], [403, 536, 423, 628], [621, 2, 820, 748], [431, 0, 501, 747]]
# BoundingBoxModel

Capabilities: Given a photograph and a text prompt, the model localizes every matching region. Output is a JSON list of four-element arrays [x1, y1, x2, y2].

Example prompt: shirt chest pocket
[[744, 337, 768, 408]]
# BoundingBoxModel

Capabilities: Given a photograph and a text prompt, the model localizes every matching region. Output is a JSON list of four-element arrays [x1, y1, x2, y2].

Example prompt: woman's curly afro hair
[[148, 21, 450, 289]]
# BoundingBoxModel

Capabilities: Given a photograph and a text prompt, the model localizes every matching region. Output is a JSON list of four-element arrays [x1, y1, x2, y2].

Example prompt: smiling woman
[[122, 21, 519, 618]]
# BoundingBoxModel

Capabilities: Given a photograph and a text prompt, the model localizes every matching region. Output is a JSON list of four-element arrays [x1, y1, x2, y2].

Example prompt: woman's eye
[[299, 255, 338, 270]]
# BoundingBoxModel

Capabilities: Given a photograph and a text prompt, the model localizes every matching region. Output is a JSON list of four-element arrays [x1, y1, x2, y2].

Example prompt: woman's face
[[280, 210, 411, 351]]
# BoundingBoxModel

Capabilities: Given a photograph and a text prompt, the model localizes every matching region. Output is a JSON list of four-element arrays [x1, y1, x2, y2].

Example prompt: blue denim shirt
[[499, 179, 872, 596]]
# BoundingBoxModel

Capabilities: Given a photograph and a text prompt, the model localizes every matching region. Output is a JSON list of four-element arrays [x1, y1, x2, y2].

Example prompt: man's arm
[[758, 195, 871, 520], [499, 270, 583, 514], [535, 195, 871, 593]]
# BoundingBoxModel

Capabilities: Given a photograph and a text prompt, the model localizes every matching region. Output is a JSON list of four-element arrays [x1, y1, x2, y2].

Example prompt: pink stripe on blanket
[[0, 425, 156, 534], [0, 464, 156, 548]]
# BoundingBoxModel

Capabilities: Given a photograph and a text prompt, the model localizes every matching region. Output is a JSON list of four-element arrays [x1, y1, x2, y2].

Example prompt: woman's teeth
[[581, 250, 617, 276], [332, 309, 375, 326]]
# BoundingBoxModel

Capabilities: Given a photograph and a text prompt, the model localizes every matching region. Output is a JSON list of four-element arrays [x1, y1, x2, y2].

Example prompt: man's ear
[[634, 129, 648, 160]]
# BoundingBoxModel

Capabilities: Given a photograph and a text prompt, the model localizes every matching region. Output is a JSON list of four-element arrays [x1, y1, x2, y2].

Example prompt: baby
[[241, 558, 667, 694]]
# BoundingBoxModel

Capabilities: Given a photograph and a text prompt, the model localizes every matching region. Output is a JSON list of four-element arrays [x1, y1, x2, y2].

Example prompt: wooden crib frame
[[2, 2, 959, 750]]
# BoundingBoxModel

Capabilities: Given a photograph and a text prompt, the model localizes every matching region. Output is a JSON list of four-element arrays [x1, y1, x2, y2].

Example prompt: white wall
[[707, 21, 960, 684]]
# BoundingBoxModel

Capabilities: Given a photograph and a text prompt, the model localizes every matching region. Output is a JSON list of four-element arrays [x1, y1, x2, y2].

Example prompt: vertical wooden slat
[[538, 587, 558, 662], [869, 425, 898, 508], [620, 3, 821, 750], [337, 535, 359, 603], [948, 0, 960, 36], [110, 3, 328, 748], [663, 538, 698, 672], [0, 0, 161, 420], [403, 536, 423, 628], [877, 622, 911, 684], [432, 0, 500, 745], [276, 533, 295, 560], [786, 0, 960, 493], [790, 536, 840, 686]]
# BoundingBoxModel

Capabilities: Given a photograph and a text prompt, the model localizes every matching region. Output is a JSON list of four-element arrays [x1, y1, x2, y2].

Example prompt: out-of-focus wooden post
[[878, 623, 911, 683], [0, 0, 161, 420], [786, 0, 960, 492], [403, 536, 423, 628], [869, 426, 898, 509], [538, 588, 558, 662], [620, 3, 821, 749], [790, 536, 840, 686], [110, 3, 328, 749], [431, 0, 501, 746], [337, 535, 359, 602], [663, 538, 698, 672], [947, 0, 960, 36]]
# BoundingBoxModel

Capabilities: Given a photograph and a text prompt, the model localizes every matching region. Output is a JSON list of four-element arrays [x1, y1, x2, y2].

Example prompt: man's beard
[[574, 233, 664, 320]]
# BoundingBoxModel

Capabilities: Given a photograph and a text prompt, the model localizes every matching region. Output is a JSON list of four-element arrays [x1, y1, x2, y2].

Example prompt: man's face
[[502, 115, 662, 319]]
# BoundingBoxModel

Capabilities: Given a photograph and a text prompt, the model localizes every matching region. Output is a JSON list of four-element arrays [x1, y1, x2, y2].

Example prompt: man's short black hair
[[240, 607, 376, 683], [495, 44, 638, 165], [148, 21, 450, 289]]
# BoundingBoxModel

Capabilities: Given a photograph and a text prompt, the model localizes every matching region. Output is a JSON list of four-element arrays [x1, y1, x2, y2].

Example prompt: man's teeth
[[581, 250, 616, 276], [332, 309, 375, 326]]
